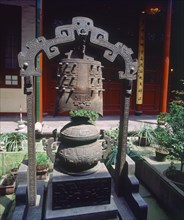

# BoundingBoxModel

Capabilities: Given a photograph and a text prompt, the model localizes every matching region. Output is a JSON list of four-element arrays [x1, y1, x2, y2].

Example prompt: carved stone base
[[44, 163, 119, 219], [45, 193, 119, 220], [52, 162, 111, 210]]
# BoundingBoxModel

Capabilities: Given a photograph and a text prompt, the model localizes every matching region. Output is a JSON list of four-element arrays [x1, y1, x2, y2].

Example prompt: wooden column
[[161, 0, 172, 112]]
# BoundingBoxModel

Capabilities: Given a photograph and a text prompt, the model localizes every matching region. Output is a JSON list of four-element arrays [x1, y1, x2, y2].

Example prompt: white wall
[[0, 0, 36, 113]]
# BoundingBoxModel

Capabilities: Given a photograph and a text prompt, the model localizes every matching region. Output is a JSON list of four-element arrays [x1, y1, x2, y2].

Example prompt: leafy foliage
[[103, 127, 141, 167], [0, 132, 27, 152], [156, 97, 184, 171], [165, 102, 184, 132], [171, 79, 184, 101], [36, 152, 50, 166], [154, 126, 172, 147], [69, 109, 99, 123], [104, 143, 118, 167], [102, 128, 118, 167], [132, 123, 156, 146], [156, 112, 167, 125], [105, 128, 119, 140]]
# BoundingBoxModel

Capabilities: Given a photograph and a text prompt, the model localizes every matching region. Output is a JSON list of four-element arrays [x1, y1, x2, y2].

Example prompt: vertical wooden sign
[[136, 14, 145, 105]]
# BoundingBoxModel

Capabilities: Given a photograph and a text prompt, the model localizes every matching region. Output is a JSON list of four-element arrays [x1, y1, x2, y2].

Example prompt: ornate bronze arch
[[18, 17, 137, 80]]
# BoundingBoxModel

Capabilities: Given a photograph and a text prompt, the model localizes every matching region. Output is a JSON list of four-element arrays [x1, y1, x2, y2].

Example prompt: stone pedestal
[[44, 162, 119, 220]]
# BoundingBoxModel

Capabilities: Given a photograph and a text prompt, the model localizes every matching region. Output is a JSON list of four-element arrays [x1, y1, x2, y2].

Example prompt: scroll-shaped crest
[[18, 17, 137, 80]]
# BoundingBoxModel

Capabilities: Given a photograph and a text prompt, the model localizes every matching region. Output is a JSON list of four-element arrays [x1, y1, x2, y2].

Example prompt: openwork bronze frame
[[18, 17, 137, 80]]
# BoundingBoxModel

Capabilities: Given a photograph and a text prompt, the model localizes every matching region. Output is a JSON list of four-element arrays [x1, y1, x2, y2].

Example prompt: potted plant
[[155, 146, 169, 162], [165, 128, 184, 186], [36, 152, 50, 180], [0, 173, 16, 195], [156, 94, 184, 164], [162, 81, 184, 188], [0, 132, 27, 152], [10, 159, 22, 177], [165, 161, 184, 191], [154, 126, 170, 161], [133, 123, 155, 146]]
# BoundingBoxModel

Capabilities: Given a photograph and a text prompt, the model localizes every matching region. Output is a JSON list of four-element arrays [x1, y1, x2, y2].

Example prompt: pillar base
[[134, 110, 143, 116], [135, 104, 143, 115]]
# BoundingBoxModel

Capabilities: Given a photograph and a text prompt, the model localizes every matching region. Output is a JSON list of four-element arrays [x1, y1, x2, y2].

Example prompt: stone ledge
[[108, 155, 148, 220], [135, 159, 184, 220]]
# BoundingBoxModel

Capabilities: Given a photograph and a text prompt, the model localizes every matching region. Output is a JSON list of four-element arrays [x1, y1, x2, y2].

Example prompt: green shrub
[[165, 102, 184, 132], [154, 126, 172, 147], [36, 152, 50, 166], [156, 96, 184, 171]]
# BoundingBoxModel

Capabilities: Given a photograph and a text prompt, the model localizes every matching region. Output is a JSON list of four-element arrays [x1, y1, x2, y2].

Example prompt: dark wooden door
[[43, 57, 58, 115], [141, 12, 165, 115]]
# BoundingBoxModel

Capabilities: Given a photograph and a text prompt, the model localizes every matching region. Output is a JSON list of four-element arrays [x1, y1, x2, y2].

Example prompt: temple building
[[0, 0, 183, 122]]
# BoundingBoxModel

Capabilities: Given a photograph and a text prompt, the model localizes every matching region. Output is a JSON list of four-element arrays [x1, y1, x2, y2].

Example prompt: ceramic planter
[[155, 148, 169, 161], [36, 165, 49, 180], [164, 169, 184, 191], [138, 137, 150, 146]]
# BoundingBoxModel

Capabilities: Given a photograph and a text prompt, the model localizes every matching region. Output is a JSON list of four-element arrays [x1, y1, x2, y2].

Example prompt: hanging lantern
[[144, 0, 162, 15]]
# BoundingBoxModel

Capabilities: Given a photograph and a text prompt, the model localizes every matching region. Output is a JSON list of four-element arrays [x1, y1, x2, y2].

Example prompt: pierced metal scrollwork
[[18, 17, 137, 80]]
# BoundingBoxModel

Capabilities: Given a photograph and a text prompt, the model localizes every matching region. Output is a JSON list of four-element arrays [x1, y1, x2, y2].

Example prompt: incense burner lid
[[59, 119, 99, 142]]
